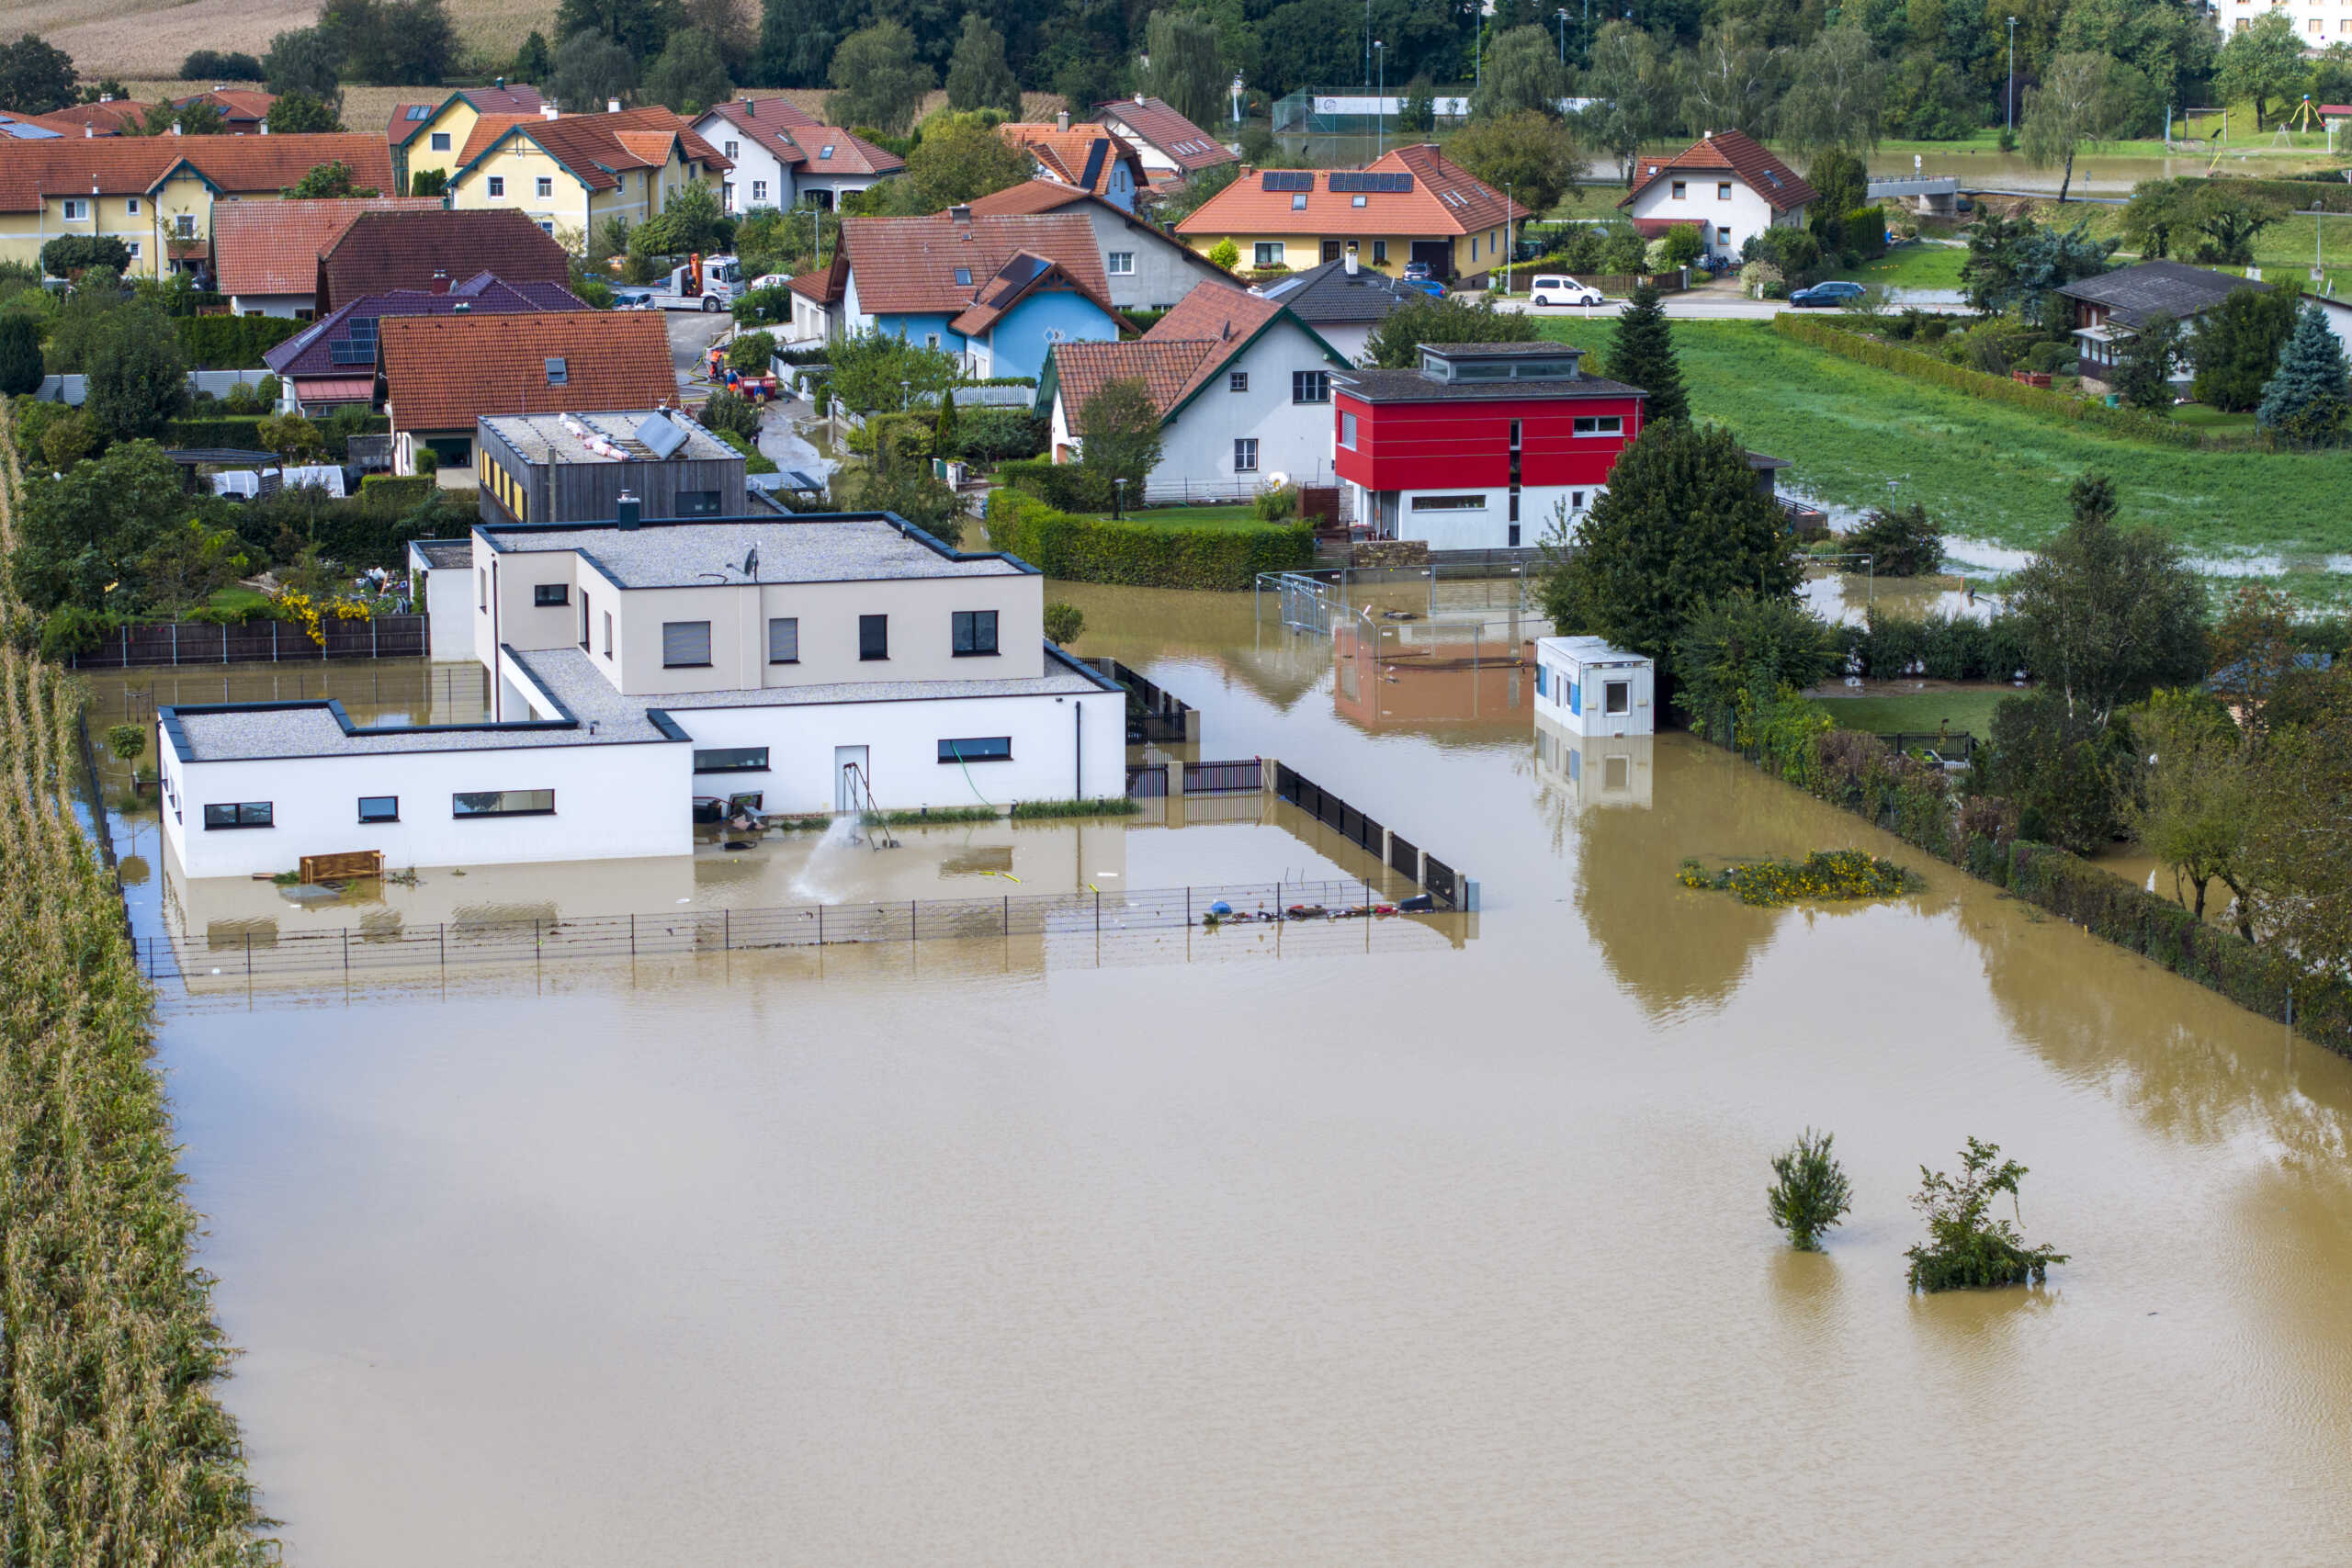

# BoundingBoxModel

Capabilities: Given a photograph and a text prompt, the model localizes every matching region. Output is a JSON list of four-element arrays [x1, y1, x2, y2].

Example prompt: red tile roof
[[211, 196, 445, 298], [35, 100, 150, 136], [837, 213, 1114, 319], [0, 133, 397, 213], [1094, 96, 1235, 173], [318, 209, 572, 313], [698, 98, 903, 178], [1174, 143, 1526, 238], [959, 179, 1096, 218], [1050, 279, 1327, 426], [173, 88, 276, 126], [1620, 130, 1818, 214], [455, 113, 541, 164], [999, 123, 1147, 197], [379, 312, 678, 431], [461, 106, 729, 191]]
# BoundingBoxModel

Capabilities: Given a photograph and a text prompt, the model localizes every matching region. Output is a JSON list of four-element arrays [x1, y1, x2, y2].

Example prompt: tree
[[6, 441, 187, 615], [827, 331, 962, 414], [1775, 20, 1886, 158], [1042, 602, 1084, 645], [1959, 213, 2115, 316], [1847, 502, 1942, 576], [0, 314, 39, 396], [182, 50, 264, 80], [2191, 189, 2283, 266], [932, 385, 958, 454], [758, 0, 859, 90], [2191, 284, 2301, 412], [641, 27, 731, 113], [139, 99, 227, 136], [1205, 238, 1240, 272], [2216, 12, 2307, 129], [1905, 1138, 2068, 1292], [554, 0, 684, 62], [827, 22, 936, 137], [695, 387, 761, 438], [1676, 18, 1784, 141], [1579, 21, 1672, 184], [1476, 25, 1570, 120], [2120, 177, 2199, 260], [40, 235, 132, 278], [2130, 687, 2257, 926], [1538, 420, 1802, 660], [407, 167, 450, 197], [135, 518, 251, 618], [1767, 1129, 1852, 1252], [83, 298, 190, 445], [1076, 378, 1162, 513], [1363, 296, 1536, 367], [945, 14, 1022, 115], [2006, 473, 2207, 728], [900, 111, 1035, 210], [255, 412, 325, 464], [264, 28, 342, 98], [1668, 591, 1838, 742], [513, 29, 552, 84], [2257, 303, 2352, 447], [2247, 679, 2352, 970], [281, 162, 379, 198], [321, 0, 457, 86], [1139, 9, 1222, 129], [2021, 51, 2125, 204], [0, 34, 78, 115], [551, 28, 638, 111], [266, 91, 345, 133], [1396, 75, 1437, 133], [635, 179, 730, 254], [1445, 111, 1579, 220], [1603, 279, 1687, 422]]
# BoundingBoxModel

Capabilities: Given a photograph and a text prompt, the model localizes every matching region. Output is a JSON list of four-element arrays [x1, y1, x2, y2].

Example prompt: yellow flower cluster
[[273, 590, 372, 647], [1678, 849, 1916, 908]]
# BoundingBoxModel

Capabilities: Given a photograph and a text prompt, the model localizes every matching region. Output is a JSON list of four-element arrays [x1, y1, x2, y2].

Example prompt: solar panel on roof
[[1260, 171, 1312, 192], [638, 414, 689, 458]]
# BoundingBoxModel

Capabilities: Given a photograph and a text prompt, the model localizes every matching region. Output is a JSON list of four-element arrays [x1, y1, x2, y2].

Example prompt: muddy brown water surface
[[120, 584, 2352, 1565]]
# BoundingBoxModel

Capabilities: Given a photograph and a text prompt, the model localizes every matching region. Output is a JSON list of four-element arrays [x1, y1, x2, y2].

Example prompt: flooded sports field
[[96, 583, 2352, 1565]]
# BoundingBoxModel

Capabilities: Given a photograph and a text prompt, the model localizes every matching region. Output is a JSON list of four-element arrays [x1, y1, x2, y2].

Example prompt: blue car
[[1789, 279, 1868, 308], [1400, 276, 1449, 299]]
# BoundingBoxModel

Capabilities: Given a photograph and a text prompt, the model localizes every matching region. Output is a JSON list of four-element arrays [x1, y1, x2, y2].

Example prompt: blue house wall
[[987, 291, 1119, 382], [869, 311, 966, 356]]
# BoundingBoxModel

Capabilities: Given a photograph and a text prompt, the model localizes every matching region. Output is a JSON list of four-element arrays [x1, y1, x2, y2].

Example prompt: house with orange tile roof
[[379, 311, 679, 479], [210, 196, 445, 316], [1619, 130, 1816, 262], [787, 211, 1121, 380], [1091, 96, 1237, 189], [29, 98, 150, 137], [0, 132, 399, 277], [385, 82, 550, 194], [1037, 279, 1349, 499], [171, 87, 276, 132], [442, 107, 729, 246], [997, 114, 1148, 212], [1172, 143, 1526, 284], [957, 180, 1232, 310], [693, 98, 904, 213]]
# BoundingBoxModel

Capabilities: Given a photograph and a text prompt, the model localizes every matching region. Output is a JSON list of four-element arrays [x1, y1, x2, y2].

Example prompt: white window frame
[[1107, 251, 1136, 275], [61, 198, 86, 221], [1233, 437, 1259, 472], [1572, 415, 1624, 437], [1339, 412, 1357, 448], [125, 197, 139, 215], [537, 176, 553, 198], [1253, 242, 1283, 267], [752, 179, 767, 202]]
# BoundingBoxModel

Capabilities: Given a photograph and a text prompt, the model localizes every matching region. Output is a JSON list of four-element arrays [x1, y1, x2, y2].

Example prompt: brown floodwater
[[124, 586, 2352, 1565]]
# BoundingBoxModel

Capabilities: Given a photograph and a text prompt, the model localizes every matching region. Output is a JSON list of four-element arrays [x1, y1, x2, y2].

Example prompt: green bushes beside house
[[983, 486, 1312, 590], [175, 313, 303, 369]]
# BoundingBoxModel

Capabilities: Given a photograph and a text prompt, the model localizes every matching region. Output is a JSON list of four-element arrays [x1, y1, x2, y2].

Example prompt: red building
[[1331, 343, 1645, 549]]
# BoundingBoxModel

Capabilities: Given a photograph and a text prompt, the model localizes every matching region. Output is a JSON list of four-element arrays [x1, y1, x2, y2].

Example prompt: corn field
[[0, 406, 276, 1564]]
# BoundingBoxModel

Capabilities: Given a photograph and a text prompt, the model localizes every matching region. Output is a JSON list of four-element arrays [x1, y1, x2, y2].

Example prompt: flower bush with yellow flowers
[[273, 587, 372, 647], [1678, 849, 1918, 908]]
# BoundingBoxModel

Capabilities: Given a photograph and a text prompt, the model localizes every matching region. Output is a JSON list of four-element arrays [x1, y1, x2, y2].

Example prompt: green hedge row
[[176, 314, 303, 369], [164, 412, 389, 451], [2209, 176, 2352, 214], [1771, 314, 2253, 451], [983, 487, 1312, 591]]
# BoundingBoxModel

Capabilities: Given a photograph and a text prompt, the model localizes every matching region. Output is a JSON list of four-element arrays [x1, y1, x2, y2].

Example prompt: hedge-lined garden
[[175, 313, 303, 369], [984, 487, 1312, 591]]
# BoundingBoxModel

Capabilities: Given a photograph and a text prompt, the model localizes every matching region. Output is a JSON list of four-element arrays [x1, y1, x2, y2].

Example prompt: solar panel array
[[1260, 171, 1313, 191], [1328, 172, 1411, 193], [328, 316, 379, 366]]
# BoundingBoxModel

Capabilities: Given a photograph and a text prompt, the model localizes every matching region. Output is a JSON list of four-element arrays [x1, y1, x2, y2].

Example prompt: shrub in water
[[1768, 1128, 1853, 1251], [1678, 848, 1917, 907], [1905, 1137, 2067, 1292]]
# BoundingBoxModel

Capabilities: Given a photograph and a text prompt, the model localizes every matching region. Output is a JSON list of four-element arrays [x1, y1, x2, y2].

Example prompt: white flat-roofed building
[[158, 509, 1126, 879], [1532, 636, 1655, 739]]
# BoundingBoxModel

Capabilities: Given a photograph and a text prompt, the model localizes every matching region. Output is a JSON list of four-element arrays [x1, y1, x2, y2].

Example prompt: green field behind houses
[[1805, 688, 2011, 737], [1533, 317, 2352, 564]]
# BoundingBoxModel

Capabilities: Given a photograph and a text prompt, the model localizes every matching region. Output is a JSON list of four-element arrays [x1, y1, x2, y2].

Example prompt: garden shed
[[1533, 636, 1654, 739]]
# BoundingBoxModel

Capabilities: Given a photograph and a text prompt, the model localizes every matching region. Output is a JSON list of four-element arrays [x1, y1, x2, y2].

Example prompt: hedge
[[984, 487, 1312, 590], [998, 457, 1111, 512], [175, 314, 303, 368], [1771, 314, 2260, 451], [2207, 176, 2352, 214], [1838, 611, 2030, 680], [356, 474, 435, 513], [164, 412, 388, 452]]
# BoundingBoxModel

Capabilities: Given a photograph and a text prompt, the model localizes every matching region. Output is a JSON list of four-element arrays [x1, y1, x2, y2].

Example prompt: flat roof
[[1537, 635, 1648, 665], [1424, 342, 1584, 357], [515, 645, 1114, 720], [1333, 368, 1643, 403], [480, 513, 1033, 587], [481, 411, 740, 467], [409, 537, 472, 568]]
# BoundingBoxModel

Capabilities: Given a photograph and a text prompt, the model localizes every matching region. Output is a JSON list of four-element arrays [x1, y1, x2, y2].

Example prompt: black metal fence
[[1126, 764, 1170, 796], [1274, 761, 1472, 909], [1882, 731, 1976, 763], [1423, 856, 1458, 908], [68, 615, 428, 669], [1185, 759, 1262, 794]]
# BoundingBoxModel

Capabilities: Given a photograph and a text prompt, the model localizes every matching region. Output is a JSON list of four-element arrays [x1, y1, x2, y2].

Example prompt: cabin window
[[662, 620, 713, 667], [859, 615, 888, 660], [693, 747, 770, 773], [939, 737, 1012, 763], [952, 609, 998, 656], [452, 790, 555, 818], [768, 616, 799, 663], [202, 802, 273, 829], [357, 796, 399, 823], [1606, 682, 1631, 715]]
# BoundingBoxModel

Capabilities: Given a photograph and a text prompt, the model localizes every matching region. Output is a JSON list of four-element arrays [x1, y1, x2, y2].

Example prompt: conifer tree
[[944, 15, 1021, 115], [1605, 279, 1688, 423], [2256, 302, 2351, 447]]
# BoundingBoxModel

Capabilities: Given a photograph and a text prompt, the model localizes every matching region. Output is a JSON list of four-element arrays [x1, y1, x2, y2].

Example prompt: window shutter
[[662, 621, 712, 666]]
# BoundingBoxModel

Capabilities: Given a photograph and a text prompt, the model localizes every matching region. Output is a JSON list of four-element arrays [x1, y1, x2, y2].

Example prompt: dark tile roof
[[2055, 259, 2270, 328], [210, 197, 445, 298], [379, 312, 678, 432], [266, 273, 591, 377], [1253, 256, 1422, 324], [317, 209, 571, 314]]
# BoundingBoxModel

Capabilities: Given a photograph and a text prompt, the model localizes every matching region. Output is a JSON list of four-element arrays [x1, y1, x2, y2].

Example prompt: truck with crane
[[614, 253, 743, 312]]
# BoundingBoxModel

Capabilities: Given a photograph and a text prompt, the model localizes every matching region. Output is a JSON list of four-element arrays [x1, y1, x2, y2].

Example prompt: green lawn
[[1832, 243, 1966, 290], [1087, 504, 1284, 531], [1805, 688, 2011, 737], [2167, 404, 2257, 430], [1532, 316, 2352, 558]]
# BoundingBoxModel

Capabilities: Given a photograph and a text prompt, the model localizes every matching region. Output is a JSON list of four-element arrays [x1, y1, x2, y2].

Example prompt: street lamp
[[1556, 8, 1569, 63], [1503, 182, 1514, 298], [2006, 17, 2017, 137], [1114, 476, 1127, 520], [1374, 41, 1385, 156]]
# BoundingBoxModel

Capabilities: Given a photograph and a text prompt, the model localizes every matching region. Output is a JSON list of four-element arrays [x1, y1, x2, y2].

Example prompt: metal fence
[[68, 615, 428, 669], [1126, 764, 1170, 796], [146, 877, 1446, 983], [1185, 759, 1262, 794], [1882, 731, 1977, 763], [1273, 761, 1475, 910]]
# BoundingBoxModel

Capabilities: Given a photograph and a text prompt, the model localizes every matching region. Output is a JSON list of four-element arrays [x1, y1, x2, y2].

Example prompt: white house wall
[[422, 564, 474, 660], [1625, 176, 1796, 258], [1080, 206, 1227, 310], [1063, 320, 1343, 500], [1362, 480, 1600, 549]]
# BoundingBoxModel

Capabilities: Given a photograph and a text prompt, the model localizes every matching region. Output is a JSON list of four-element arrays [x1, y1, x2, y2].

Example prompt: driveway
[[663, 310, 734, 394]]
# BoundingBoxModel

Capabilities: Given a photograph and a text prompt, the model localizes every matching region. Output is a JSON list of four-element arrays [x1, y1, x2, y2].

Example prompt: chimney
[[1056, 109, 1069, 132], [948, 204, 971, 224], [616, 491, 640, 529], [1343, 244, 1358, 276], [543, 101, 560, 119], [84, 124, 92, 138], [495, 75, 505, 90], [1135, 93, 1145, 105], [259, 119, 268, 135], [430, 269, 450, 293], [171, 120, 182, 136], [607, 96, 622, 114]]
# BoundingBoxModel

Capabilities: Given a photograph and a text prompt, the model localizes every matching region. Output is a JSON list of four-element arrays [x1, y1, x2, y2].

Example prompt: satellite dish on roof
[[742, 547, 759, 581]]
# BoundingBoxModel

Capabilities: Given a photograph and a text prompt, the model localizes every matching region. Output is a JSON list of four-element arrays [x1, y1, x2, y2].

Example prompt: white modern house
[[1532, 637, 1655, 738], [1037, 280, 1350, 500], [158, 507, 1126, 879], [1619, 130, 1816, 262], [406, 538, 476, 659]]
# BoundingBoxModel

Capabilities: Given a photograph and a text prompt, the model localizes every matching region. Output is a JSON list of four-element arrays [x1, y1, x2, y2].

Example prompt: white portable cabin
[[1532, 636, 1654, 738]]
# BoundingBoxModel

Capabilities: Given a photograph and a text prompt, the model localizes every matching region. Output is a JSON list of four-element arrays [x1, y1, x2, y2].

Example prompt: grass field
[[1831, 243, 1967, 290], [1805, 687, 2010, 736], [1534, 316, 2352, 563], [1095, 505, 1281, 532]]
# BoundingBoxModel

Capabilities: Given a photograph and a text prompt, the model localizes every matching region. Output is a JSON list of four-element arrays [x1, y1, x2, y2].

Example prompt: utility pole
[[1556, 7, 1568, 62], [1374, 42, 1385, 157], [2006, 17, 2017, 137]]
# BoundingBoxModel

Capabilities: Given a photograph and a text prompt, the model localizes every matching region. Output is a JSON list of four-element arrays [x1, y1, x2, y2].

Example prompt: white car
[[1529, 276, 1606, 308]]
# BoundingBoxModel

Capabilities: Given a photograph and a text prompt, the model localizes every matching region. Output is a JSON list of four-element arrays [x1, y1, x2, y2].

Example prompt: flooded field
[[110, 586, 2352, 1565]]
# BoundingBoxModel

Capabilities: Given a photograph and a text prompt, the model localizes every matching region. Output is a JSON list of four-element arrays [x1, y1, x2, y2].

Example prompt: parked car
[[1401, 260, 1434, 282], [1528, 276, 1607, 308], [1400, 276, 1449, 298], [1789, 279, 1868, 309]]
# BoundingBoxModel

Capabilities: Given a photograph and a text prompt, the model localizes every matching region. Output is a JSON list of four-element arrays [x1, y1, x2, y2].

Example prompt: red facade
[[1333, 389, 1645, 493]]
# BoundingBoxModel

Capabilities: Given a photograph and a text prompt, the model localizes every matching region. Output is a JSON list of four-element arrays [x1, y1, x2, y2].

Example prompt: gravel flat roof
[[514, 646, 1109, 713], [486, 516, 1027, 587], [482, 411, 738, 466]]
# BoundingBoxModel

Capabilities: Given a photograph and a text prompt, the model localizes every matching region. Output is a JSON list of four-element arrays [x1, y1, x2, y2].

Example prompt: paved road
[[663, 310, 734, 393], [1487, 288, 1970, 321]]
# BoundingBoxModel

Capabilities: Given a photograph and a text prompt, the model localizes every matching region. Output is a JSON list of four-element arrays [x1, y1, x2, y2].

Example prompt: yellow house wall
[[0, 172, 226, 277], [1183, 224, 1510, 278], [449, 136, 720, 251], [400, 100, 485, 191]]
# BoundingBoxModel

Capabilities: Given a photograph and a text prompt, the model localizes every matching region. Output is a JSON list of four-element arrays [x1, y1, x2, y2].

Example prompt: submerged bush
[[1905, 1137, 2068, 1292], [1678, 849, 1917, 908], [1008, 795, 1142, 818], [1768, 1128, 1853, 1251]]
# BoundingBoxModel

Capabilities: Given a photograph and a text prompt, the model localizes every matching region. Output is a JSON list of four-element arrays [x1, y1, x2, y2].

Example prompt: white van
[[1529, 276, 1606, 308]]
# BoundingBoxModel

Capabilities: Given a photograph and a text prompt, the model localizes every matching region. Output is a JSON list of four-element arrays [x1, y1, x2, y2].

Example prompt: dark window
[[1605, 681, 1631, 716], [544, 356, 567, 385], [952, 609, 998, 656], [1509, 419, 1522, 451], [939, 737, 1012, 763], [693, 747, 771, 773], [1508, 524, 1521, 546], [602, 611, 613, 657], [452, 790, 556, 818], [662, 620, 713, 667], [859, 615, 888, 660], [676, 490, 723, 516], [1228, 371, 1248, 393], [1292, 370, 1329, 403], [201, 801, 273, 829], [955, 265, 972, 286], [357, 795, 399, 823], [579, 591, 590, 649], [534, 582, 569, 606], [768, 616, 799, 663]]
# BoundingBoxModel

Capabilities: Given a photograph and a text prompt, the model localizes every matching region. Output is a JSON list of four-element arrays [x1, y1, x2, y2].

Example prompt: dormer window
[[820, 144, 835, 158], [954, 265, 972, 286], [544, 356, 567, 385]]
